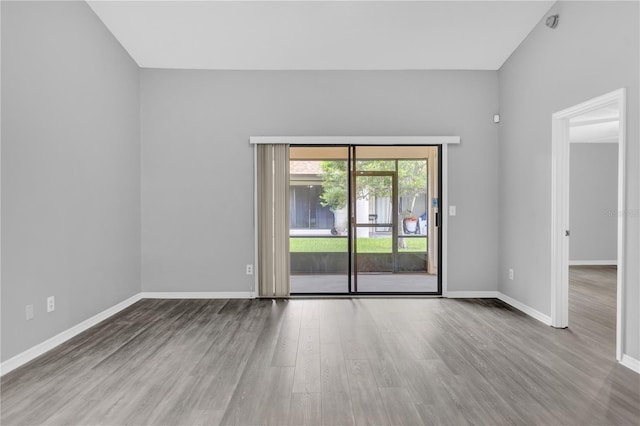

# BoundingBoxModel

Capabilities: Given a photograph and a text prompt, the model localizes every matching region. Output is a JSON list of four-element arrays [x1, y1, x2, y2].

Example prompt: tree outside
[[319, 159, 427, 217]]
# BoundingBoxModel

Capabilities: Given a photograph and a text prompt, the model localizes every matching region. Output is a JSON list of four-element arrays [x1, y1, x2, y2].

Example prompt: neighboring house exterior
[[289, 161, 334, 232]]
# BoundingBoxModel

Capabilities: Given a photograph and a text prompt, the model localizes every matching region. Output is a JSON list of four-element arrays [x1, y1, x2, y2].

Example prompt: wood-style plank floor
[[1, 266, 638, 425]]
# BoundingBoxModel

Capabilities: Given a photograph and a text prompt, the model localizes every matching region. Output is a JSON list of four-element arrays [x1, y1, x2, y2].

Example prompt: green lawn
[[290, 237, 426, 253]]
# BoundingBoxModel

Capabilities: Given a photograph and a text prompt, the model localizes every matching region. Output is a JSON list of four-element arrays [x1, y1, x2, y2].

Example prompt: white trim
[[441, 144, 449, 297], [249, 136, 460, 145], [570, 137, 619, 144], [253, 145, 259, 296], [616, 89, 627, 362], [551, 88, 626, 363], [0, 2, 3, 383], [0, 293, 143, 376], [445, 291, 553, 327], [555, 90, 626, 118], [0, 291, 258, 376], [620, 354, 640, 374], [140, 292, 254, 299], [569, 260, 617, 266], [570, 117, 619, 127], [497, 292, 553, 326], [447, 291, 498, 298], [551, 109, 571, 329]]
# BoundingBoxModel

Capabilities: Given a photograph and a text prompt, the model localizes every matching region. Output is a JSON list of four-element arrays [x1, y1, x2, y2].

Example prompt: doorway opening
[[568, 104, 620, 358], [551, 88, 626, 361], [289, 145, 441, 295]]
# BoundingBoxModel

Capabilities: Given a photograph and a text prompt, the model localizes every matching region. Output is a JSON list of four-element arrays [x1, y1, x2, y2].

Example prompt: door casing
[[550, 88, 626, 361]]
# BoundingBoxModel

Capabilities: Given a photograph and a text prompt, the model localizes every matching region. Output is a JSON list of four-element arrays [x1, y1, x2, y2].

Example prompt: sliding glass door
[[289, 145, 440, 295], [289, 147, 350, 293]]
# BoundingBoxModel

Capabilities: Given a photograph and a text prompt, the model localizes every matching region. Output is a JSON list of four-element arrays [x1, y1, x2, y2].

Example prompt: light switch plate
[[26, 305, 34, 320], [449, 205, 457, 216]]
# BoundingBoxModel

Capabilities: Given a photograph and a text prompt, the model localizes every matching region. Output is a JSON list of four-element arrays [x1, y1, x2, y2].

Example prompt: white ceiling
[[87, 1, 555, 70]]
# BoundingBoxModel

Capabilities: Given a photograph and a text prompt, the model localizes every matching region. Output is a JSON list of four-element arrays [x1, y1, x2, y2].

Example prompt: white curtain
[[257, 145, 290, 297]]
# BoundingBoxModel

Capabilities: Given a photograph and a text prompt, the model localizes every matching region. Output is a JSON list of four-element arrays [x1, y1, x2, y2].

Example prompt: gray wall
[[140, 70, 500, 293], [570, 143, 618, 263], [499, 1, 639, 359], [1, 1, 141, 361]]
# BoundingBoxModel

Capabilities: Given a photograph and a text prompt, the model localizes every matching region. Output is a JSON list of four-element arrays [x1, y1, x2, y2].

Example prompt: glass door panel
[[288, 145, 440, 295], [289, 146, 350, 293], [397, 158, 430, 276], [352, 146, 439, 294]]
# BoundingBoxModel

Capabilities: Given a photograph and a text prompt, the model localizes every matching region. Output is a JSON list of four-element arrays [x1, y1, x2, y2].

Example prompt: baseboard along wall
[[140, 292, 254, 299], [621, 354, 640, 374], [446, 291, 552, 326], [0, 293, 143, 376], [496, 292, 553, 326], [569, 260, 617, 266], [2, 290, 635, 376], [0, 291, 254, 376], [446, 291, 499, 299]]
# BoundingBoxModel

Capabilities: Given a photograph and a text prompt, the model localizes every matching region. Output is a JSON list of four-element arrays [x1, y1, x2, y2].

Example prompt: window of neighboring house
[[289, 184, 334, 229]]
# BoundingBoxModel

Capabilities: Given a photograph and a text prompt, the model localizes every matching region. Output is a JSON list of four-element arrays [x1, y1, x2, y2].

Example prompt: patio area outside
[[290, 273, 438, 294], [289, 148, 437, 294]]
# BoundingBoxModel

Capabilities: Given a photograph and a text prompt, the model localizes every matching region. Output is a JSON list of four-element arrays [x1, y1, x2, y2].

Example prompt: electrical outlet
[[509, 269, 514, 280], [246, 264, 253, 275], [47, 296, 55, 312], [26, 304, 34, 321]]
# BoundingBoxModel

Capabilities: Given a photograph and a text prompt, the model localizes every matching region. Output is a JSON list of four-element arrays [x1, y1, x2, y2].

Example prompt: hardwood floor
[[569, 265, 618, 356], [1, 268, 638, 425]]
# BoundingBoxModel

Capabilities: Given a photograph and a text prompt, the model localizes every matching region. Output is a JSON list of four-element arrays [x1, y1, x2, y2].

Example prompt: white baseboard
[[0, 293, 143, 376], [446, 291, 552, 327], [569, 260, 617, 266], [446, 291, 499, 298], [496, 292, 552, 326], [620, 354, 640, 374], [0, 291, 255, 376], [140, 292, 254, 299]]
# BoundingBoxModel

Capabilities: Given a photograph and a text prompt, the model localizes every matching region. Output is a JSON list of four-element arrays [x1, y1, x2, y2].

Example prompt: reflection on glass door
[[289, 145, 440, 294]]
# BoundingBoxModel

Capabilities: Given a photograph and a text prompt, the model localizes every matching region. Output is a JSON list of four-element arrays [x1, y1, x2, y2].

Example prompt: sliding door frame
[[350, 145, 442, 296], [251, 136, 460, 298]]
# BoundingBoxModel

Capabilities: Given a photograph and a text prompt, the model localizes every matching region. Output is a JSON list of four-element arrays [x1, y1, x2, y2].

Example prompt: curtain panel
[[257, 144, 290, 297]]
